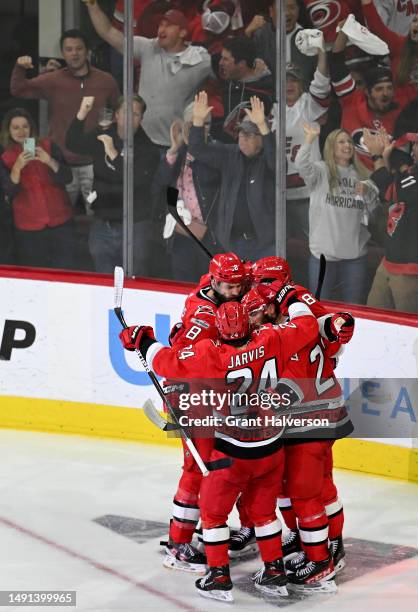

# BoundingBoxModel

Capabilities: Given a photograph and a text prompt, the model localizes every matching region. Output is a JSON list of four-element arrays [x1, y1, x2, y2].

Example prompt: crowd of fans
[[0, 0, 417, 314]]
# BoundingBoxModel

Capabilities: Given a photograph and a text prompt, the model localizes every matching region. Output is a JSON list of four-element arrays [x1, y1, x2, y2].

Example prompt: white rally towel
[[295, 29, 325, 56], [337, 14, 389, 56], [163, 199, 192, 239]]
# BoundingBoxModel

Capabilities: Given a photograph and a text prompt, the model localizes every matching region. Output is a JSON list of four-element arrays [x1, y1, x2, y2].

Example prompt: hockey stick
[[113, 267, 231, 475], [315, 254, 326, 300], [143, 398, 179, 432], [167, 186, 223, 259]]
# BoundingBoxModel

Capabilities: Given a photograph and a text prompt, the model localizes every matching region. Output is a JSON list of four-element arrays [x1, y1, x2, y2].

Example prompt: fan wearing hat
[[329, 22, 417, 169], [188, 1, 235, 54], [83, 1, 212, 148], [189, 91, 276, 261]]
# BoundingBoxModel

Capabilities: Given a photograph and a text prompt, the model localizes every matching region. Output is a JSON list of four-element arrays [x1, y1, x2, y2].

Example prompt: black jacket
[[0, 159, 17, 263], [370, 165, 418, 272], [66, 118, 160, 222], [188, 125, 276, 249]]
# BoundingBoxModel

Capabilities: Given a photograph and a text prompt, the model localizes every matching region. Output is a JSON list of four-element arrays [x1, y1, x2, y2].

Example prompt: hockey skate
[[282, 529, 302, 559], [252, 559, 289, 597], [163, 541, 207, 574], [329, 536, 346, 574], [285, 550, 307, 572], [286, 555, 337, 593], [193, 526, 205, 554], [228, 526, 258, 559], [195, 565, 234, 603]]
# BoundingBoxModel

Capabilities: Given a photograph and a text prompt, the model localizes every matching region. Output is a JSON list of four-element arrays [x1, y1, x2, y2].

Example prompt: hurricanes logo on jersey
[[387, 202, 406, 236], [196, 305, 215, 317], [306, 1, 341, 30]]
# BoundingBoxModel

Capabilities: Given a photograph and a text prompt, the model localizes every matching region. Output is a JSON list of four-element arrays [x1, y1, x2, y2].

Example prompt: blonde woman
[[294, 123, 379, 304]]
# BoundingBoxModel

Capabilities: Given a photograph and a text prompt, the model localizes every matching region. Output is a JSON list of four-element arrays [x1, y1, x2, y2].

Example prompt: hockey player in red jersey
[[240, 280, 354, 591], [120, 287, 320, 601], [122, 252, 247, 573], [163, 252, 246, 572], [168, 252, 246, 348]]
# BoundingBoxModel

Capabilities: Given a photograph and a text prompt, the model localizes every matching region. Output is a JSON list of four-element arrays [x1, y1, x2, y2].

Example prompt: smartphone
[[23, 138, 36, 157]]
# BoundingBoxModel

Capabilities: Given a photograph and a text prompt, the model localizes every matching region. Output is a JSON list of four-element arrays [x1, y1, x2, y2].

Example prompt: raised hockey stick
[[315, 254, 326, 300], [113, 266, 231, 475], [167, 186, 221, 259]]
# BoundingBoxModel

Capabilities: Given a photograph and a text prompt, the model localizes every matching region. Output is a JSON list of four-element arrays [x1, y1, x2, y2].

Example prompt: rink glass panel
[[2, 1, 416, 315]]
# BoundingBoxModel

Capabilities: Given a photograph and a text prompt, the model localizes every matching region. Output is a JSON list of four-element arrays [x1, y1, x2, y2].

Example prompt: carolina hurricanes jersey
[[145, 303, 319, 459], [303, 0, 363, 42], [170, 285, 220, 349]]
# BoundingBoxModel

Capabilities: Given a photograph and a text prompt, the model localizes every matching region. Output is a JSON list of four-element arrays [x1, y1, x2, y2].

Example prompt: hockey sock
[[293, 499, 329, 562], [169, 488, 200, 544], [202, 524, 230, 567], [325, 497, 344, 539], [254, 519, 283, 563], [277, 496, 298, 530]]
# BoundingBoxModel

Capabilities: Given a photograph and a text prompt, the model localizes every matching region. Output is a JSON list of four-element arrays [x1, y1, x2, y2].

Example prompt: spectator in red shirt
[[362, 0, 418, 88], [329, 24, 417, 169], [0, 108, 75, 269]]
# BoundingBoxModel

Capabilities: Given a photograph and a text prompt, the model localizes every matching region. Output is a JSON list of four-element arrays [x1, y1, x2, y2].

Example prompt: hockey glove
[[119, 325, 156, 352], [168, 321, 184, 347], [257, 281, 299, 312], [329, 313, 355, 344]]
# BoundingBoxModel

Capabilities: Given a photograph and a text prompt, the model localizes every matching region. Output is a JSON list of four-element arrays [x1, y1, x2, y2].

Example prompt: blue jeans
[[89, 219, 156, 275], [229, 238, 275, 262], [309, 254, 368, 305]]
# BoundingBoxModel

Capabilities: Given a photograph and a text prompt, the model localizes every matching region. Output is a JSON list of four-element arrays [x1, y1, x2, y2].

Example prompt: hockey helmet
[[252, 256, 291, 285], [216, 301, 249, 341], [241, 287, 267, 316], [209, 252, 245, 284]]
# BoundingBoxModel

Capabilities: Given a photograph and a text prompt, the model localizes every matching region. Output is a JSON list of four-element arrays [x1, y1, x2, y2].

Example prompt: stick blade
[[143, 399, 179, 432], [114, 266, 125, 309]]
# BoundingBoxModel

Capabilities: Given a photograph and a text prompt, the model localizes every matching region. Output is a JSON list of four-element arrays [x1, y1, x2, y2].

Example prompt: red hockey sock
[[293, 499, 329, 562], [254, 519, 283, 563], [325, 498, 344, 539], [277, 496, 297, 530], [202, 524, 230, 567]]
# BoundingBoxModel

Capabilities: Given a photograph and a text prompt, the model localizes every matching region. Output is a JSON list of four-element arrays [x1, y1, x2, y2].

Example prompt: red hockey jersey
[[146, 303, 319, 458]]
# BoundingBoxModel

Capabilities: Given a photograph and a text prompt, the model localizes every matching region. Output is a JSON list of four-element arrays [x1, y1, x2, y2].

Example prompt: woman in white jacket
[[295, 123, 379, 304]]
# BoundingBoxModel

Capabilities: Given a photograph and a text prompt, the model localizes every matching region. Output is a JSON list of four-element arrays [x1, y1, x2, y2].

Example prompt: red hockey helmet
[[241, 288, 267, 316], [209, 252, 245, 284], [216, 301, 249, 341], [252, 256, 291, 285]]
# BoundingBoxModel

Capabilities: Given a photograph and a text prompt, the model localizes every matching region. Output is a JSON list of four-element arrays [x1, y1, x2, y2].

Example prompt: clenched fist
[[17, 56, 34, 70]]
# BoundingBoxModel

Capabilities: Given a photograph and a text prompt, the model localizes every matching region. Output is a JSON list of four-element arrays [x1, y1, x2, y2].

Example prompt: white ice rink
[[0, 429, 417, 612]]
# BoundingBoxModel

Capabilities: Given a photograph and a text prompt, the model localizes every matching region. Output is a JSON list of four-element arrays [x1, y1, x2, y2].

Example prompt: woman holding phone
[[0, 107, 75, 269]]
